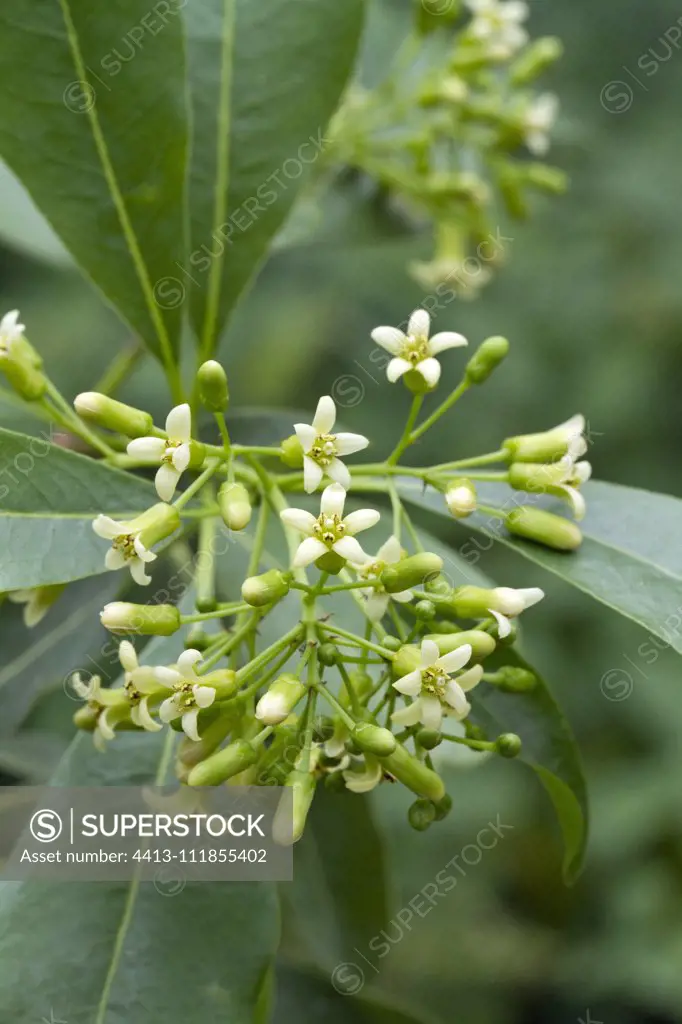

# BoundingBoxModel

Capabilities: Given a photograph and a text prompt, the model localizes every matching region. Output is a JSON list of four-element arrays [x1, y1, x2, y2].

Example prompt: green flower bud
[[503, 415, 585, 463], [508, 462, 569, 493], [445, 478, 477, 518], [380, 743, 445, 801], [465, 336, 510, 385], [74, 392, 153, 438], [273, 768, 317, 845], [242, 569, 290, 607], [381, 553, 443, 594], [197, 360, 229, 411], [318, 643, 339, 667], [495, 733, 523, 759], [255, 674, 306, 725], [187, 738, 257, 786], [134, 502, 181, 548], [424, 629, 497, 662], [414, 599, 437, 620], [492, 667, 537, 692], [416, 729, 442, 750], [201, 668, 240, 700], [382, 636, 403, 653], [0, 353, 47, 401], [184, 625, 213, 651], [423, 573, 452, 599], [353, 722, 397, 757], [280, 434, 303, 469], [177, 713, 237, 767], [74, 705, 100, 731], [510, 37, 563, 85], [99, 601, 181, 636], [506, 506, 582, 551], [433, 793, 453, 821], [408, 798, 436, 831], [218, 481, 252, 531]]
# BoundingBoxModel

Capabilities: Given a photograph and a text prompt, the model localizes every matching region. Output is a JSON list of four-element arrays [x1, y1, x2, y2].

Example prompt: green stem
[[432, 449, 508, 471], [409, 379, 470, 444], [200, 613, 261, 671], [313, 682, 356, 730], [94, 342, 144, 397], [43, 383, 115, 458], [214, 412, 231, 457], [318, 622, 394, 660], [181, 602, 249, 623], [337, 663, 363, 717], [173, 459, 222, 511], [235, 625, 304, 685], [386, 394, 424, 466]]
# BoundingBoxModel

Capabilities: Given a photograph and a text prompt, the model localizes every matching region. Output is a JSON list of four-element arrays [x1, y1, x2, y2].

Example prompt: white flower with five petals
[[465, 0, 529, 58], [157, 649, 217, 742], [391, 639, 482, 732], [92, 515, 157, 586], [127, 403, 192, 502], [118, 641, 163, 733], [294, 395, 369, 493], [0, 309, 25, 356], [351, 535, 413, 622], [371, 309, 467, 389], [280, 483, 380, 568]]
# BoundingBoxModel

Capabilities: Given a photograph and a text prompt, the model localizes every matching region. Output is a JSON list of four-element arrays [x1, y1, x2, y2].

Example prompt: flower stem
[[409, 379, 470, 444], [318, 622, 394, 660], [173, 459, 222, 510], [386, 394, 424, 466]]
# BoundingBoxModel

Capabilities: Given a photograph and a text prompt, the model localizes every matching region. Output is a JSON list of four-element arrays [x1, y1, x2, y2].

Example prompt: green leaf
[[0, 428, 156, 589], [398, 479, 682, 656], [0, 627, 281, 1024], [0, 160, 72, 267], [184, 0, 365, 355], [0, 1, 188, 373]]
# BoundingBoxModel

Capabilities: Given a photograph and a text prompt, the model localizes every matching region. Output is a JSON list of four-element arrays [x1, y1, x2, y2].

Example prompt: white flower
[[70, 671, 126, 750], [523, 93, 559, 156], [118, 640, 163, 733], [351, 535, 413, 622], [92, 514, 157, 586], [465, 0, 529, 58], [391, 638, 480, 731], [487, 587, 544, 638], [343, 754, 384, 793], [294, 395, 369, 493], [551, 456, 592, 521], [371, 309, 467, 388], [8, 584, 63, 627], [0, 309, 25, 356], [157, 649, 217, 742], [127, 403, 192, 502], [280, 483, 380, 568]]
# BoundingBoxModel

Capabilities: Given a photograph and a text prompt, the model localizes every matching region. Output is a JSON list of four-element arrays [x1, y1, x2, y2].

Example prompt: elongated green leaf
[[0, 627, 281, 1024], [184, 0, 365, 354], [399, 479, 682, 656], [0, 428, 156, 589], [0, 160, 72, 267], [0, 1, 187, 367]]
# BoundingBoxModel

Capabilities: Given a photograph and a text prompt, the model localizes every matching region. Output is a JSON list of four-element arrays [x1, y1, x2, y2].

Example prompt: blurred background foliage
[[2, 0, 682, 1022]]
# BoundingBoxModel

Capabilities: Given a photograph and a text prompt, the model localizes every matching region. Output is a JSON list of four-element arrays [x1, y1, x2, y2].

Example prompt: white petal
[[343, 760, 383, 794], [166, 403, 191, 442], [154, 667, 182, 687], [436, 643, 473, 674], [334, 432, 369, 456], [105, 548, 126, 571], [294, 422, 317, 452], [312, 395, 336, 434], [159, 697, 181, 723], [420, 694, 443, 731], [428, 331, 468, 355], [443, 680, 468, 715], [490, 609, 511, 638], [561, 485, 586, 521], [457, 664, 484, 693], [416, 357, 441, 388], [280, 507, 317, 535], [118, 640, 139, 673], [97, 710, 116, 742], [393, 589, 413, 604], [303, 456, 325, 494], [133, 535, 157, 563], [293, 536, 328, 568], [393, 670, 422, 697], [135, 698, 162, 732], [172, 442, 191, 474], [408, 309, 430, 339], [420, 639, 440, 668], [391, 701, 422, 727], [155, 463, 180, 502], [526, 131, 549, 156], [326, 458, 351, 489], [71, 673, 96, 700], [126, 436, 166, 462], [182, 709, 201, 742], [333, 535, 369, 563], [343, 508, 380, 535], [178, 649, 203, 678], [371, 326, 405, 355], [320, 482, 346, 518], [376, 535, 402, 563], [93, 515, 125, 540], [516, 587, 545, 610], [387, 357, 412, 383], [365, 592, 390, 622], [506, 0, 529, 20], [193, 685, 216, 709], [129, 558, 152, 587], [575, 461, 592, 484]]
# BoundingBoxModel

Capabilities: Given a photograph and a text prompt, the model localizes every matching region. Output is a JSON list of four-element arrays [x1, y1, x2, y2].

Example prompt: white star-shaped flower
[[127, 403, 192, 502], [0, 309, 25, 356], [391, 638, 481, 731], [92, 514, 157, 586], [523, 93, 559, 156], [465, 0, 529, 58], [157, 649, 217, 742], [118, 640, 163, 733], [487, 587, 544, 638], [294, 395, 369, 493], [280, 483, 380, 568], [371, 309, 467, 388], [351, 535, 413, 622]]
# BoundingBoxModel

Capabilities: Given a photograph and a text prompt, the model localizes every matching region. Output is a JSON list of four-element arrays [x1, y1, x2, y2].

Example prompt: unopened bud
[[433, 793, 453, 821], [184, 626, 212, 651], [273, 768, 317, 845], [197, 360, 229, 411], [445, 479, 477, 518], [100, 602, 181, 636], [380, 743, 445, 801], [426, 628, 497, 661], [74, 392, 153, 437], [492, 667, 537, 692], [134, 502, 181, 548], [219, 481, 252, 531], [255, 674, 306, 725], [414, 599, 437, 620], [416, 729, 442, 750], [508, 461, 568, 492], [353, 722, 397, 757], [510, 37, 563, 85], [495, 733, 523, 758], [0, 353, 47, 401], [187, 739, 257, 786], [503, 415, 586, 463], [506, 506, 582, 551], [318, 643, 339, 666], [280, 434, 303, 469], [381, 553, 443, 593], [465, 336, 509, 384], [242, 569, 290, 607], [408, 798, 436, 831]]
